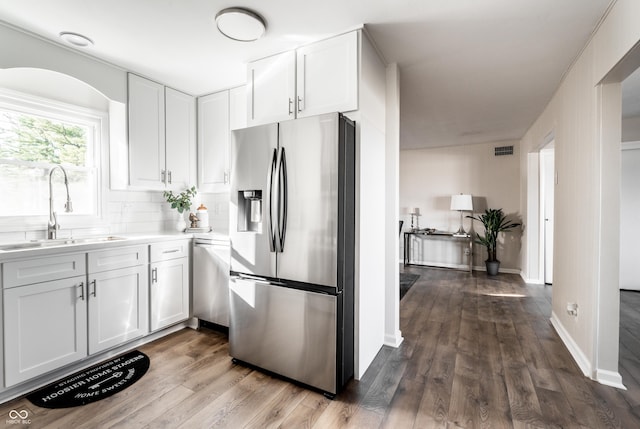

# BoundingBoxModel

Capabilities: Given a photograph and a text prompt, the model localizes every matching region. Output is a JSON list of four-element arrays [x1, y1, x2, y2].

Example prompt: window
[[0, 90, 103, 220]]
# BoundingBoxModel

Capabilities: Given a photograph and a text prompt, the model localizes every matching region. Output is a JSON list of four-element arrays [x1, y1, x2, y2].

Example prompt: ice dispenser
[[237, 190, 262, 232]]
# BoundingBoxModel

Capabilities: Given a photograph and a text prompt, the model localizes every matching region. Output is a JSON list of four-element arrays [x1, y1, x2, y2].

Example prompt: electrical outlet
[[566, 302, 578, 317]]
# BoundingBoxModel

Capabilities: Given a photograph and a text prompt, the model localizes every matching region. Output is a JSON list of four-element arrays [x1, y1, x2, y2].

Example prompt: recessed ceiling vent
[[494, 145, 514, 156]]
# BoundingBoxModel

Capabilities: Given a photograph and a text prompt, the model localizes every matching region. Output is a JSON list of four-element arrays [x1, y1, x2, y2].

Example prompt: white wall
[[384, 63, 402, 347], [519, 0, 640, 388], [620, 143, 640, 290], [348, 30, 388, 379], [399, 140, 521, 271]]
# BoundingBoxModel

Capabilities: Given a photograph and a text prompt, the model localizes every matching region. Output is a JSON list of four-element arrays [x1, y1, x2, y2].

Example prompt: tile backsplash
[[0, 190, 230, 243]]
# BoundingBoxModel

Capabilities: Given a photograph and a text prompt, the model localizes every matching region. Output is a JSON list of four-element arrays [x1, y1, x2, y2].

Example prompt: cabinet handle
[[224, 171, 228, 184], [297, 96, 303, 113], [78, 282, 85, 301], [152, 267, 158, 283], [91, 279, 97, 297], [288, 98, 293, 115], [168, 170, 172, 184], [161, 169, 166, 183]]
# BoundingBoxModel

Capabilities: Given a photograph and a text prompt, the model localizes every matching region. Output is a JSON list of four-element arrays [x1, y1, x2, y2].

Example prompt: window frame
[[0, 88, 108, 233]]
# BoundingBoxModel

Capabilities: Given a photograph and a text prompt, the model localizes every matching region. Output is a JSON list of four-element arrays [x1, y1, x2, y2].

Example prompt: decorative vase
[[175, 213, 187, 232], [486, 260, 500, 276]]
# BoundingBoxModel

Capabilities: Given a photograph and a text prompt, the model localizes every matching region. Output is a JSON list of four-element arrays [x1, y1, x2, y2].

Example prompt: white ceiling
[[0, 0, 614, 149]]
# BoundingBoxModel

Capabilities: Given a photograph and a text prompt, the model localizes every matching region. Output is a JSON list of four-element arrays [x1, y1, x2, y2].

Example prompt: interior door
[[541, 147, 555, 284], [277, 113, 339, 287]]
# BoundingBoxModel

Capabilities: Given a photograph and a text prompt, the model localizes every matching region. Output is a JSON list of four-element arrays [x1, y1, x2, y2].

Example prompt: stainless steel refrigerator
[[229, 112, 355, 397]]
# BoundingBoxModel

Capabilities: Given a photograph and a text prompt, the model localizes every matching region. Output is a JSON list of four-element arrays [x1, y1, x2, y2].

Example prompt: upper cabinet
[[296, 31, 358, 118], [247, 31, 358, 127], [128, 73, 196, 190], [198, 90, 230, 193], [247, 51, 296, 127], [197, 85, 246, 193]]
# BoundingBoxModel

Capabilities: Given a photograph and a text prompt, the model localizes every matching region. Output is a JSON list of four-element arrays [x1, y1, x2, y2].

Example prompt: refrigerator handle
[[267, 148, 278, 252], [277, 147, 288, 252]]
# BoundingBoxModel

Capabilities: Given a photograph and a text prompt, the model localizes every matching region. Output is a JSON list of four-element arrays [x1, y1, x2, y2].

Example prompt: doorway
[[540, 143, 555, 285]]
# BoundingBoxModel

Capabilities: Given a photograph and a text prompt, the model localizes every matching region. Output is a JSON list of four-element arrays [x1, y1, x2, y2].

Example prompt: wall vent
[[494, 145, 514, 156]]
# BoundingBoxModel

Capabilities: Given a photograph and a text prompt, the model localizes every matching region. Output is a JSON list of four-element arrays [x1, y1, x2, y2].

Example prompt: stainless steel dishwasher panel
[[229, 276, 337, 393], [193, 238, 230, 327]]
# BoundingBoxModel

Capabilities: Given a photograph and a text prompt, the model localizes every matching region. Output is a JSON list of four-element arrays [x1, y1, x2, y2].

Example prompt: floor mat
[[400, 273, 420, 300], [27, 350, 149, 409]]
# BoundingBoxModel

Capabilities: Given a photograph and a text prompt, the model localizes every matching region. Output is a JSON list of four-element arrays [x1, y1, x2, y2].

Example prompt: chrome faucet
[[48, 165, 73, 240]]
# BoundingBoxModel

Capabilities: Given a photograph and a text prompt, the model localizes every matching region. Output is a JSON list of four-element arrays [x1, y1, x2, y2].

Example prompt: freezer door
[[277, 113, 339, 288], [229, 276, 338, 393], [230, 124, 278, 278]]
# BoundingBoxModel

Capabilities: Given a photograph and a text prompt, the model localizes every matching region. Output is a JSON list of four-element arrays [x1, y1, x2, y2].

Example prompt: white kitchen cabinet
[[247, 50, 296, 127], [4, 275, 88, 387], [128, 73, 165, 189], [229, 85, 247, 130], [246, 31, 358, 126], [296, 31, 358, 118], [150, 240, 190, 331], [128, 73, 196, 190], [165, 87, 197, 190], [197, 90, 230, 193], [87, 245, 149, 354]]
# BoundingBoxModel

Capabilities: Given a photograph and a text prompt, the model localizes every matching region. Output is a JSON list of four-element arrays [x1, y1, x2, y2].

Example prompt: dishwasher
[[192, 233, 230, 329]]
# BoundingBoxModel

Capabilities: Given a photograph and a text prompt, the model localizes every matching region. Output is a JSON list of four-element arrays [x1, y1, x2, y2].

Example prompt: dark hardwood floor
[[2, 267, 640, 428]]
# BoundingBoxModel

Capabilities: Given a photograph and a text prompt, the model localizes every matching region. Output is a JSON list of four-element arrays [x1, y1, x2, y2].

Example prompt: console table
[[403, 230, 473, 274]]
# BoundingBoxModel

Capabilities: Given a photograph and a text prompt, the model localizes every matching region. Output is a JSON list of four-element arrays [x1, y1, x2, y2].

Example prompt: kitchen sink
[[0, 236, 126, 251]]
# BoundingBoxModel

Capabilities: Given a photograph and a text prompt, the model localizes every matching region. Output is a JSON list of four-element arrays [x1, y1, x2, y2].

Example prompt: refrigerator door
[[230, 123, 278, 278], [229, 275, 338, 393], [277, 113, 339, 288]]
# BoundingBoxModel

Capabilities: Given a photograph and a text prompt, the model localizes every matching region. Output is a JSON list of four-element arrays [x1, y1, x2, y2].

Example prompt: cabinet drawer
[[88, 245, 148, 273], [3, 253, 86, 288], [150, 240, 189, 262]]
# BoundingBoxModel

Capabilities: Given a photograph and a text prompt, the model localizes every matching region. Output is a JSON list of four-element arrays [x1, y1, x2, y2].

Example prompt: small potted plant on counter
[[468, 208, 520, 275], [163, 186, 197, 231]]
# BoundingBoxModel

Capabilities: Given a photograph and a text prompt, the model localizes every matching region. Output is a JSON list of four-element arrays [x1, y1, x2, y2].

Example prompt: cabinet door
[[247, 50, 296, 127], [88, 265, 149, 354], [4, 276, 88, 387], [166, 87, 196, 190], [296, 31, 358, 118], [229, 85, 247, 131], [197, 91, 230, 193], [128, 73, 166, 189], [150, 257, 189, 331]]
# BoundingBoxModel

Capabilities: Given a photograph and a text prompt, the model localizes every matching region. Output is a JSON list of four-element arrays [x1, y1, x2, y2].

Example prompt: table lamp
[[450, 194, 473, 235]]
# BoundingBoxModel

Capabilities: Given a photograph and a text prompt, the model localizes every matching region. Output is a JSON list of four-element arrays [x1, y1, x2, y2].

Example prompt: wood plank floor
[[2, 267, 640, 428]]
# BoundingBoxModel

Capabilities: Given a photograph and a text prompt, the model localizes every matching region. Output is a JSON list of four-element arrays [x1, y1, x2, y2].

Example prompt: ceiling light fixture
[[59, 31, 94, 48], [215, 7, 266, 42]]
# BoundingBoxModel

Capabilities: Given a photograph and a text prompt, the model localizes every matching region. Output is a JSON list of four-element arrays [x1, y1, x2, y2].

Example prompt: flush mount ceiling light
[[59, 31, 94, 48], [215, 7, 266, 42]]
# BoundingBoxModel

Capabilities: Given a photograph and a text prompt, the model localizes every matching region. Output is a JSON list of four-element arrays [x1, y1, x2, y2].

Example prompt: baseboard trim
[[596, 369, 626, 390], [384, 331, 404, 348], [520, 271, 544, 284], [550, 311, 591, 377]]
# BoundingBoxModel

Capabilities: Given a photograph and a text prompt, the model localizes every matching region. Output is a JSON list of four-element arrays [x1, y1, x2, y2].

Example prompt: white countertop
[[0, 232, 225, 262]]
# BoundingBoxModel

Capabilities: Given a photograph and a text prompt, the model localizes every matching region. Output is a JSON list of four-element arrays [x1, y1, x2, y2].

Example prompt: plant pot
[[485, 260, 500, 276], [175, 212, 187, 232]]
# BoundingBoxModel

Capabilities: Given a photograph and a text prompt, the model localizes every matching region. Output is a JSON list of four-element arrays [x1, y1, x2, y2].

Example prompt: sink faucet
[[48, 165, 73, 240]]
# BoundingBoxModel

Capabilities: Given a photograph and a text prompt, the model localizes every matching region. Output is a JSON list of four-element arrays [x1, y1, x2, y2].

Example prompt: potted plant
[[163, 186, 197, 231], [467, 208, 520, 275]]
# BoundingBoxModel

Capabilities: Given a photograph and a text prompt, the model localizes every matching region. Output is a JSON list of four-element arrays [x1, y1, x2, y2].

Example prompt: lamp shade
[[450, 194, 473, 211]]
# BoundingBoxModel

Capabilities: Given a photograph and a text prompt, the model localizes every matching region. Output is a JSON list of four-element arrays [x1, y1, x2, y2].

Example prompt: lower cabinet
[[88, 265, 149, 354], [150, 241, 190, 331], [3, 275, 88, 387]]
